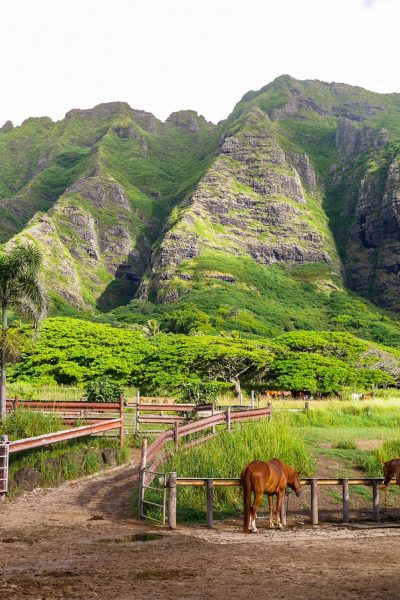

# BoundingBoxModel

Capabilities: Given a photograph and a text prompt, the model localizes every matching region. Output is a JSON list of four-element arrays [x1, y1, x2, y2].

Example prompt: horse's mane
[[284, 463, 298, 481]]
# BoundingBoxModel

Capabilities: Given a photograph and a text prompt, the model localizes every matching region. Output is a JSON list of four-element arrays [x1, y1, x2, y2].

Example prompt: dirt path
[[1, 450, 400, 599]]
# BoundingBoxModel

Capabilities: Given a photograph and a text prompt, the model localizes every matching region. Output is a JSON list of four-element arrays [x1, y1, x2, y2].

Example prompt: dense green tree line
[[9, 318, 397, 395]]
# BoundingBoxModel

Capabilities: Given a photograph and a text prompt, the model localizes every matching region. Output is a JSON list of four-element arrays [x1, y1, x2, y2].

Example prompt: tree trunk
[[0, 304, 7, 422], [231, 377, 241, 399]]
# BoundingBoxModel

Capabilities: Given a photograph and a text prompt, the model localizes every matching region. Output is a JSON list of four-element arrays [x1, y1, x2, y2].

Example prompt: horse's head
[[290, 470, 302, 497], [383, 460, 394, 486]]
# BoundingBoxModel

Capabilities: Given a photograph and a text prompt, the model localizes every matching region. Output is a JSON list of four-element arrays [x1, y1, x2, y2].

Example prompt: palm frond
[[0, 329, 32, 363]]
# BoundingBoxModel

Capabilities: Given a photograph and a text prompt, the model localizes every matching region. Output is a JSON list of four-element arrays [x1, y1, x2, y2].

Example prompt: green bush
[[180, 381, 229, 406], [85, 377, 122, 402]]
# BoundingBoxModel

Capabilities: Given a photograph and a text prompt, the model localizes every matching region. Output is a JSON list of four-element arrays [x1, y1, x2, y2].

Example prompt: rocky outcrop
[[166, 110, 213, 133], [0, 120, 13, 133], [145, 107, 335, 302], [17, 174, 153, 308], [287, 153, 317, 191], [335, 118, 389, 157], [345, 156, 400, 310], [14, 467, 43, 491]]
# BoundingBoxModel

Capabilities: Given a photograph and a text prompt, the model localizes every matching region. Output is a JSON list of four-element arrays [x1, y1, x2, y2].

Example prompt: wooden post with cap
[[168, 472, 177, 529]]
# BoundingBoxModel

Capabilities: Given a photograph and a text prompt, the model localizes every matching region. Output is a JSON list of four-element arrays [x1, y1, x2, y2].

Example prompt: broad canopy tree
[[0, 242, 46, 421]]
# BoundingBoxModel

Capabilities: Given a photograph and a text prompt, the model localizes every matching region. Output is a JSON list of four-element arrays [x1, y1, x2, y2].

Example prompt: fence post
[[239, 392, 243, 406], [251, 390, 255, 410], [119, 395, 124, 448], [311, 479, 318, 525], [174, 421, 179, 451], [226, 406, 231, 431], [168, 472, 177, 529], [0, 435, 9, 503], [372, 480, 380, 522], [211, 406, 216, 435], [342, 479, 350, 523], [207, 479, 214, 529], [135, 389, 140, 435], [304, 401, 309, 411], [137, 438, 147, 519], [280, 495, 287, 526]]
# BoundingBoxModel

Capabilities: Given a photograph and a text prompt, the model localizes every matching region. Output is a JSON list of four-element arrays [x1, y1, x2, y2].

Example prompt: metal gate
[[0, 435, 9, 499], [139, 469, 167, 525]]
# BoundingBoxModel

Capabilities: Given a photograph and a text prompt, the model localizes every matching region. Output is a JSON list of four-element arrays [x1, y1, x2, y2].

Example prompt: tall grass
[[0, 410, 64, 440], [360, 439, 400, 477], [7, 383, 85, 401], [153, 418, 314, 521], [286, 404, 400, 429], [7, 383, 139, 401]]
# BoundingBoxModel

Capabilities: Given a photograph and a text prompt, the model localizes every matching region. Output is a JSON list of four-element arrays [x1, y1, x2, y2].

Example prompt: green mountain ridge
[[1, 76, 400, 347]]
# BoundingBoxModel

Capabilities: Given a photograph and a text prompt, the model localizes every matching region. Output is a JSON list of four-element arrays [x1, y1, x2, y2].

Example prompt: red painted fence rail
[[8, 418, 124, 454]]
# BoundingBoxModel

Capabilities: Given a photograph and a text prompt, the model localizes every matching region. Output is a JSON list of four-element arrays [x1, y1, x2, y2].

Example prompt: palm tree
[[142, 319, 161, 338], [0, 242, 46, 421]]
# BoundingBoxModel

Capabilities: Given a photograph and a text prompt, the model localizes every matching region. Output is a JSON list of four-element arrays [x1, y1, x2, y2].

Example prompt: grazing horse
[[241, 459, 301, 534], [383, 458, 400, 486]]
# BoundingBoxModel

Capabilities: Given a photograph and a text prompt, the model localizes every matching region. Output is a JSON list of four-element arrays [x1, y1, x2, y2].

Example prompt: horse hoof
[[268, 523, 275, 529], [277, 523, 283, 530]]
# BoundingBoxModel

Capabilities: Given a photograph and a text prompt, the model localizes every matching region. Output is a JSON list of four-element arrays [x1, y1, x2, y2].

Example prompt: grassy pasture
[[142, 397, 400, 523]]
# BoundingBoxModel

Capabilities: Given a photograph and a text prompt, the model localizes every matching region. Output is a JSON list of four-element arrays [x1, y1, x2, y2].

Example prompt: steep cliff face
[[2, 103, 217, 309], [341, 153, 400, 310], [18, 173, 153, 309], [145, 106, 337, 303], [2, 76, 400, 325]]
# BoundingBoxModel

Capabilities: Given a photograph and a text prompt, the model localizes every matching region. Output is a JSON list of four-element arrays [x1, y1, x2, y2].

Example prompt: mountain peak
[[166, 110, 214, 132]]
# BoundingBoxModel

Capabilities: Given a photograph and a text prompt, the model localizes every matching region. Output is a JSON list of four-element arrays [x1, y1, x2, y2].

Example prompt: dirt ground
[[1, 453, 400, 600]]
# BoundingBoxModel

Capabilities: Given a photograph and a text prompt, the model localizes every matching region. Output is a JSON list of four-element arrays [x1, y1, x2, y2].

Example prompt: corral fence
[[0, 399, 125, 502], [127, 389, 280, 435], [6, 397, 124, 426], [144, 474, 397, 530], [0, 436, 9, 501], [138, 405, 273, 523]]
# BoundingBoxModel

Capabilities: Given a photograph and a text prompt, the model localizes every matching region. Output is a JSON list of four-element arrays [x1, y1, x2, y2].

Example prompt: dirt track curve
[[1, 450, 400, 600]]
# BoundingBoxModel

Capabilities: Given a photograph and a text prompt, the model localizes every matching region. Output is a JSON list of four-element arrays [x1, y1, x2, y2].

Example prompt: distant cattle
[[351, 393, 364, 401], [263, 390, 291, 399]]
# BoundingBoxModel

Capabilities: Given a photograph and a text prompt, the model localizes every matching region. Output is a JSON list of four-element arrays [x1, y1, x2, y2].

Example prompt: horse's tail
[[241, 466, 252, 534]]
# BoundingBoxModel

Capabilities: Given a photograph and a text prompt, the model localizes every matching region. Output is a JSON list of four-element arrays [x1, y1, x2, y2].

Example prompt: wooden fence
[[5, 397, 124, 425], [0, 408, 124, 502], [166, 476, 389, 529], [132, 402, 196, 434], [138, 405, 273, 520]]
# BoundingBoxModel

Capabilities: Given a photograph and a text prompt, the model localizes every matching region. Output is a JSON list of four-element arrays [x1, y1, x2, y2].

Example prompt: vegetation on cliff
[[2, 76, 400, 383]]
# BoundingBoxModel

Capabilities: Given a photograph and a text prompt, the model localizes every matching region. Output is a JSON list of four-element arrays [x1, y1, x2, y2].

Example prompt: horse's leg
[[276, 490, 284, 529], [250, 492, 263, 532], [268, 494, 274, 528]]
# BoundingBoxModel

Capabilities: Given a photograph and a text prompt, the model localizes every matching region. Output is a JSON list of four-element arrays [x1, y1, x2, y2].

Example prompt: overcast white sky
[[1, 0, 399, 127]]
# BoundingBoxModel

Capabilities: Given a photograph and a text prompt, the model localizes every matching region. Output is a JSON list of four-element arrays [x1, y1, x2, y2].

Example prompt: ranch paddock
[[1, 461, 400, 600]]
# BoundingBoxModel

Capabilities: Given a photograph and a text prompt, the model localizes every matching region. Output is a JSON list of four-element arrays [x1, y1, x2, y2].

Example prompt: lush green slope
[[2, 76, 400, 351]]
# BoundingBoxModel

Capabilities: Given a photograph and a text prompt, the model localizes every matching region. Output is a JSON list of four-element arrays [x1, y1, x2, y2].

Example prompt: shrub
[[180, 381, 229, 406], [85, 377, 122, 402]]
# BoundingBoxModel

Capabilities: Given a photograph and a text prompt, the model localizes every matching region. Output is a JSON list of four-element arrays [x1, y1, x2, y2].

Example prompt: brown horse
[[241, 459, 301, 533], [383, 458, 400, 486]]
